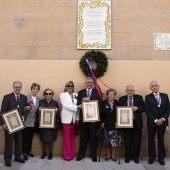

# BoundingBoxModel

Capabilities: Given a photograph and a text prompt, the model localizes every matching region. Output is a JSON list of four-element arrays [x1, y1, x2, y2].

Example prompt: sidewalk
[[0, 155, 170, 170]]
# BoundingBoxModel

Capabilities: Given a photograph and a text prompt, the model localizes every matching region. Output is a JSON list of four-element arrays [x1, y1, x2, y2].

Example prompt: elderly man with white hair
[[119, 85, 145, 164], [145, 81, 170, 165]]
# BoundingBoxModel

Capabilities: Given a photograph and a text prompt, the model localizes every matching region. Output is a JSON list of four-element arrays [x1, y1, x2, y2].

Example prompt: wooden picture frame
[[39, 107, 56, 129], [1, 109, 25, 134], [82, 100, 100, 122], [116, 106, 133, 128]]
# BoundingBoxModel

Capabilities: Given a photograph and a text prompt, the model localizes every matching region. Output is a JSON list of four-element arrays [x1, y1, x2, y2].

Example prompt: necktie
[[16, 95, 20, 105], [155, 94, 160, 106], [87, 90, 90, 98], [129, 97, 133, 106]]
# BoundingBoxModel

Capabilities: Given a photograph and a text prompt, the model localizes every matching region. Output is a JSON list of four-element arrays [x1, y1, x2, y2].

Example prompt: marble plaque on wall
[[154, 33, 170, 50], [77, 0, 111, 49]]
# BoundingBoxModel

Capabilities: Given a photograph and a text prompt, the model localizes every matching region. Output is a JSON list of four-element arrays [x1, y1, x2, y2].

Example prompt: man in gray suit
[[0, 81, 27, 167]]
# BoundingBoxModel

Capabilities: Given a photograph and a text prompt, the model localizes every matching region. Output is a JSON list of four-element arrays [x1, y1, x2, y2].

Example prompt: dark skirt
[[40, 128, 57, 142]]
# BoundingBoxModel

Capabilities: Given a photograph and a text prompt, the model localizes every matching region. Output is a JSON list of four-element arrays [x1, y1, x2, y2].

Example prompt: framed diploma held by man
[[82, 100, 100, 122], [39, 107, 56, 129], [1, 109, 25, 134], [116, 106, 133, 128]]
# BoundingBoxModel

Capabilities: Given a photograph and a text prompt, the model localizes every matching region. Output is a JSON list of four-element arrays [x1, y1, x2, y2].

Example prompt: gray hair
[[13, 81, 22, 87], [126, 85, 135, 90], [150, 81, 159, 87], [85, 77, 94, 83]]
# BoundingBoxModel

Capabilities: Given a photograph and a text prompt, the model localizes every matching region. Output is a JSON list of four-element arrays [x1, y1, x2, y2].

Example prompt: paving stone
[[0, 155, 170, 170], [42, 162, 63, 170]]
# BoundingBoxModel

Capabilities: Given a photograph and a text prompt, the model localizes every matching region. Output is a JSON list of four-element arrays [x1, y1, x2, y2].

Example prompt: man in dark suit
[[119, 85, 145, 164], [76, 77, 102, 162], [0, 81, 27, 167], [145, 81, 170, 165]]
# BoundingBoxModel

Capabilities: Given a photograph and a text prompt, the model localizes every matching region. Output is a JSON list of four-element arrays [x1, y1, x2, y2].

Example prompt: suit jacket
[[60, 92, 79, 124], [101, 99, 120, 131], [119, 94, 145, 130], [24, 94, 40, 127], [77, 88, 102, 122], [0, 92, 27, 125], [145, 92, 170, 126]]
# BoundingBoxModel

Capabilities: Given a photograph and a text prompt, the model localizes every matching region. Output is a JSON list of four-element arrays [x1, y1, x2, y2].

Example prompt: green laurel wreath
[[79, 50, 108, 78]]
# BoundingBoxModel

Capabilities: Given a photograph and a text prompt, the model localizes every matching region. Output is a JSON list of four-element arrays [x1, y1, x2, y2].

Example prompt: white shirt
[[86, 89, 92, 97], [32, 95, 36, 106]]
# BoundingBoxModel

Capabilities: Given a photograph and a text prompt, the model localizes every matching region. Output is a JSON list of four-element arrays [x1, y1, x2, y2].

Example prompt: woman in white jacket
[[60, 80, 82, 161]]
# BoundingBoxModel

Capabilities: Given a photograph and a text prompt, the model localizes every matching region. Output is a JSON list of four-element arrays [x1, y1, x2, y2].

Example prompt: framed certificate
[[82, 100, 100, 122], [116, 106, 133, 128], [1, 109, 25, 134], [39, 107, 56, 128]]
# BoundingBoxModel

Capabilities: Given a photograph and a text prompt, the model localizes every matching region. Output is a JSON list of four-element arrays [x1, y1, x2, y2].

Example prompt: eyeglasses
[[67, 85, 74, 88], [14, 86, 21, 88], [86, 82, 93, 84], [45, 93, 52, 95]]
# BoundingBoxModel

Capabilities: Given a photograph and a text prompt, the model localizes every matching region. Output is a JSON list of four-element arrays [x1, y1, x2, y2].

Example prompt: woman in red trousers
[[60, 80, 82, 161]]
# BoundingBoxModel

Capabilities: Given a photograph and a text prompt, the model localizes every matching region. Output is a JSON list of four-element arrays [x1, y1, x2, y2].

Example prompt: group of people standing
[[0, 78, 169, 168]]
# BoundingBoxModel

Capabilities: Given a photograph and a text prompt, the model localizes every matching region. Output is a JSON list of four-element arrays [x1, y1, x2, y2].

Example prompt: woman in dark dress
[[100, 88, 120, 161], [38, 88, 59, 160]]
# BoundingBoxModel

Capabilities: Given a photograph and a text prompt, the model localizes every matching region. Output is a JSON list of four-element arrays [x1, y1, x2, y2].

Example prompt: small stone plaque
[[154, 33, 170, 50]]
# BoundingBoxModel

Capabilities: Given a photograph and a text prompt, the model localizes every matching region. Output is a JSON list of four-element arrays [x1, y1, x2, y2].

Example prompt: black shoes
[[92, 156, 97, 162], [125, 159, 130, 163], [65, 157, 73, 161], [41, 153, 47, 159], [65, 159, 71, 161], [158, 160, 165, 165], [5, 161, 11, 167], [23, 154, 28, 161], [48, 154, 53, 160], [148, 159, 154, 164], [14, 157, 25, 163], [134, 158, 139, 164], [27, 152, 35, 157], [76, 155, 85, 161]]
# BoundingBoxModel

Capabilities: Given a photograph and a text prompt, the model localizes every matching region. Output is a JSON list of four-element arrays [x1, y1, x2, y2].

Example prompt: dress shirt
[[86, 89, 92, 97], [153, 93, 165, 123], [127, 96, 133, 106]]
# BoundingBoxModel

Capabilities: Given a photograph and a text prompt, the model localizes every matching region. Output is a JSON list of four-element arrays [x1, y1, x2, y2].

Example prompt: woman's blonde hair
[[64, 80, 74, 92], [106, 88, 117, 96]]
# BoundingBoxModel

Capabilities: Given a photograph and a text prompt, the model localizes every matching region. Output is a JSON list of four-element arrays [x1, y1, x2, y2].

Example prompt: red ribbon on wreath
[[85, 57, 103, 100]]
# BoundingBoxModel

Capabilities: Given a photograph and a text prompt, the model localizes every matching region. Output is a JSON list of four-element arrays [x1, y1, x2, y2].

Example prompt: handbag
[[96, 127, 111, 148]]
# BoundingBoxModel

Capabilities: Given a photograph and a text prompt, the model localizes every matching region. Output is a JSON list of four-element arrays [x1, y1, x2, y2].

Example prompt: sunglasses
[[67, 85, 74, 88], [45, 93, 52, 95]]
